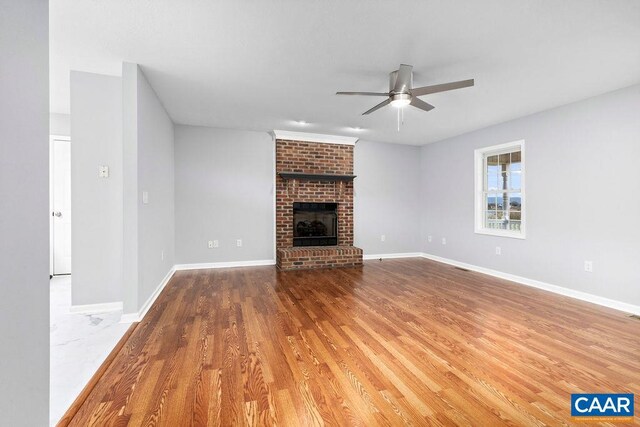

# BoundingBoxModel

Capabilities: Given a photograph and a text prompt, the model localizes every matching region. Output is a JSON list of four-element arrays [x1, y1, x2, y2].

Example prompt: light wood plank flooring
[[66, 258, 640, 426]]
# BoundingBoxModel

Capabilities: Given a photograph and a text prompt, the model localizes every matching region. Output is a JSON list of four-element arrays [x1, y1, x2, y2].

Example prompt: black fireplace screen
[[293, 202, 338, 247]]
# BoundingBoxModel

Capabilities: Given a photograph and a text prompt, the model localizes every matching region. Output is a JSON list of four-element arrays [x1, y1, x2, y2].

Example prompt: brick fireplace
[[275, 134, 363, 270]]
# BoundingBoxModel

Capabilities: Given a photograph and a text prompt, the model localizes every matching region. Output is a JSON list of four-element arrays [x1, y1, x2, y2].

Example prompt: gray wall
[[420, 84, 640, 305], [122, 63, 175, 315], [136, 66, 175, 308], [174, 126, 274, 264], [354, 140, 422, 255], [70, 64, 174, 315], [0, 0, 50, 424], [174, 127, 423, 264], [122, 63, 138, 313], [70, 71, 123, 305], [51, 113, 70, 136]]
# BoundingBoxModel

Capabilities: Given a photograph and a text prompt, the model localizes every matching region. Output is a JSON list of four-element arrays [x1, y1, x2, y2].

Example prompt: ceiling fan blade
[[362, 98, 391, 115], [410, 97, 435, 112], [411, 79, 474, 97], [393, 64, 413, 93], [336, 91, 389, 96]]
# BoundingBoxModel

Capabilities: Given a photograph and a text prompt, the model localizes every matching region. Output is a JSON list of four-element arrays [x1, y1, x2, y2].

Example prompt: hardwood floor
[[66, 258, 640, 426]]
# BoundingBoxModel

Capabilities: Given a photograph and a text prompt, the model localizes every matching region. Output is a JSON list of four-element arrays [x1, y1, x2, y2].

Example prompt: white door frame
[[50, 135, 71, 276]]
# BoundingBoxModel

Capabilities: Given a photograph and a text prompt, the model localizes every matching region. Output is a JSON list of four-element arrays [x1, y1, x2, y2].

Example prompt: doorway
[[50, 135, 71, 276]]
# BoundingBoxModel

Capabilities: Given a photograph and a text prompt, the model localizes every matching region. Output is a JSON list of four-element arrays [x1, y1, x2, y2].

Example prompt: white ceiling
[[50, 0, 640, 145]]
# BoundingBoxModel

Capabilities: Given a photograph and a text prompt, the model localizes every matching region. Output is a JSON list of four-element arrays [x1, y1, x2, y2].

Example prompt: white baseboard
[[119, 313, 140, 324], [120, 267, 176, 324], [420, 253, 640, 316], [69, 301, 123, 315], [363, 252, 423, 260], [117, 254, 639, 323], [174, 259, 276, 271]]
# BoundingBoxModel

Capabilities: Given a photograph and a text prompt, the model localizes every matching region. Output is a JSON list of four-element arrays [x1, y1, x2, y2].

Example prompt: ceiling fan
[[337, 64, 474, 115]]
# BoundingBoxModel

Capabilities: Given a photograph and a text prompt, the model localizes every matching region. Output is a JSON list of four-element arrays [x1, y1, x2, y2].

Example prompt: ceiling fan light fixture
[[390, 93, 411, 108], [336, 64, 473, 117]]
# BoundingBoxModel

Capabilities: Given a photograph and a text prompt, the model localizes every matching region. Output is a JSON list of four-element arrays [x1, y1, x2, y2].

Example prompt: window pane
[[486, 156, 500, 191], [510, 151, 522, 164], [499, 171, 508, 190], [487, 170, 499, 191], [484, 211, 498, 229], [508, 193, 522, 231], [510, 160, 521, 173], [486, 193, 504, 210], [510, 171, 521, 190], [509, 192, 522, 212], [509, 210, 521, 220], [492, 211, 509, 229]]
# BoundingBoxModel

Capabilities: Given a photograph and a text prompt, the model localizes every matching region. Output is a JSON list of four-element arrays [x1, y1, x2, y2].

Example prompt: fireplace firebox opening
[[293, 202, 338, 247]]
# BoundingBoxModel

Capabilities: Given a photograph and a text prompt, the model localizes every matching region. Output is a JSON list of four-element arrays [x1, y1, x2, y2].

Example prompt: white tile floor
[[50, 276, 130, 426]]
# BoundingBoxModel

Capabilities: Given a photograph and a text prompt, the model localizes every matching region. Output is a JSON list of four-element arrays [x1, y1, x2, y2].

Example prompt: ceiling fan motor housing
[[389, 69, 412, 93]]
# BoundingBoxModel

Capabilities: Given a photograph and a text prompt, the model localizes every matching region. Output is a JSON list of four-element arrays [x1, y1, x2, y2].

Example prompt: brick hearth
[[277, 246, 363, 270], [275, 138, 363, 270]]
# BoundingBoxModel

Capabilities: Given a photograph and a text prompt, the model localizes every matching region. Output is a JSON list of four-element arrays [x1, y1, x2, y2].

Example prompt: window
[[474, 140, 525, 238]]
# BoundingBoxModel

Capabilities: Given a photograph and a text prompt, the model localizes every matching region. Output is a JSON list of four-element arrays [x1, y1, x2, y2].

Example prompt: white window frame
[[474, 140, 526, 239]]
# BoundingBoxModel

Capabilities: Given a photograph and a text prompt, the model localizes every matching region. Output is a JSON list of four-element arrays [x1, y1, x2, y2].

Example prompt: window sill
[[475, 229, 526, 240]]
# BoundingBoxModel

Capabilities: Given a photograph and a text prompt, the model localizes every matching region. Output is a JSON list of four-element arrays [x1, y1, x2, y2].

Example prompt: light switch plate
[[142, 191, 149, 204]]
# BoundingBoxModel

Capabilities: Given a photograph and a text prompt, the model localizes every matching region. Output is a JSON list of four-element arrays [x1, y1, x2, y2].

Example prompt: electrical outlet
[[208, 240, 213, 249], [584, 260, 593, 273], [237, 239, 242, 247], [381, 235, 386, 242], [213, 240, 219, 248], [495, 246, 501, 255], [142, 191, 149, 204], [427, 235, 432, 242], [442, 237, 447, 245]]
